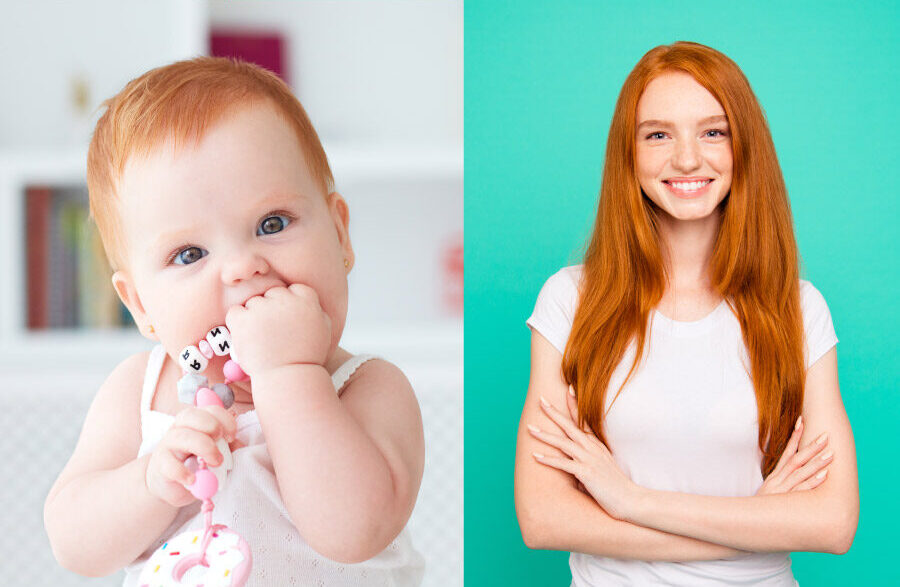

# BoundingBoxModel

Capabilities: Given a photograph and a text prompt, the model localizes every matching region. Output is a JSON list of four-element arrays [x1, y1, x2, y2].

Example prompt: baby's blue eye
[[173, 246, 207, 266], [258, 214, 291, 236]]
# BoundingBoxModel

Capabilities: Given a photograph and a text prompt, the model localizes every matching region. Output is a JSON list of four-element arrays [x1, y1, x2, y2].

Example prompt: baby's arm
[[251, 359, 424, 564], [43, 352, 180, 576]]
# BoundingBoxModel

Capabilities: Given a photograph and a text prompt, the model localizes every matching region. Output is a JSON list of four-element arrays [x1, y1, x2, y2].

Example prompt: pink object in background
[[210, 30, 288, 84], [442, 233, 464, 315]]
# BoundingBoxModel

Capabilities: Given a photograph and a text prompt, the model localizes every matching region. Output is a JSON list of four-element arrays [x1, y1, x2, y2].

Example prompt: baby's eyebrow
[[152, 192, 305, 248], [153, 224, 200, 250]]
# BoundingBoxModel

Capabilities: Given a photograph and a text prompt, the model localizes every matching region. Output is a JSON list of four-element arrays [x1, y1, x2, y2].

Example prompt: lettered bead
[[177, 372, 208, 404], [178, 345, 208, 374], [206, 326, 233, 356], [212, 383, 235, 409]]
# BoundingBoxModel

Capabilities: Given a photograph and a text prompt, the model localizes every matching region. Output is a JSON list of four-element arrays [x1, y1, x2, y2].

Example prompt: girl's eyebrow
[[637, 114, 728, 130]]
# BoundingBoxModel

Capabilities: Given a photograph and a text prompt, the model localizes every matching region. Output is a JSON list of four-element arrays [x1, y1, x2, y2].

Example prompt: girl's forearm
[[44, 453, 179, 577], [517, 473, 747, 561], [626, 486, 848, 554], [251, 364, 408, 564]]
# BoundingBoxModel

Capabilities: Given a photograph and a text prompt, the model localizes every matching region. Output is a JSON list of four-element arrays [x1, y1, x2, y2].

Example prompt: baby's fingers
[[159, 450, 197, 486], [174, 405, 236, 442], [164, 427, 224, 467]]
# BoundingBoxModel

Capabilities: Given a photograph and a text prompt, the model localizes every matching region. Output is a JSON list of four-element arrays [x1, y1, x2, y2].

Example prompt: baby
[[43, 57, 425, 585]]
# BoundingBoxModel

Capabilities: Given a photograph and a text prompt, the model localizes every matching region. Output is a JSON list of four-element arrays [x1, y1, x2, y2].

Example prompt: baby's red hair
[[87, 56, 333, 272]]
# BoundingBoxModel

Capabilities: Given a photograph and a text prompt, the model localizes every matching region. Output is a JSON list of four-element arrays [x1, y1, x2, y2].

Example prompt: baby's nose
[[220, 249, 270, 285]]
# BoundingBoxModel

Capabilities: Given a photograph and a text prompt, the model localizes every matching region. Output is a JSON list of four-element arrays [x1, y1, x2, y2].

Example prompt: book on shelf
[[25, 185, 131, 330]]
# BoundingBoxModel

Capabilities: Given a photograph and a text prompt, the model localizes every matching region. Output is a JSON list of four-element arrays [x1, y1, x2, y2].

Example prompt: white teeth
[[669, 180, 710, 191]]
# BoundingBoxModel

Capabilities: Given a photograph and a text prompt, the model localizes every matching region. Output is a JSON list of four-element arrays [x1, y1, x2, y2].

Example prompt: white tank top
[[122, 344, 425, 586]]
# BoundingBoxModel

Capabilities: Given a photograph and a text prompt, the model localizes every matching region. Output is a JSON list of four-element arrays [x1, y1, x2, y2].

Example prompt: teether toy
[[138, 325, 253, 586]]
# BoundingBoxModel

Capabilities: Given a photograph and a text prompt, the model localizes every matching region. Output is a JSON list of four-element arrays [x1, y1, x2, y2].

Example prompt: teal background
[[465, 1, 898, 584]]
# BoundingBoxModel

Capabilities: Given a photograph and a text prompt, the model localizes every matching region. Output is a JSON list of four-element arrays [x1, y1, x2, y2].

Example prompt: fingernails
[[568, 385, 575, 397], [816, 432, 828, 445], [540, 396, 550, 409], [533, 452, 544, 459], [527, 424, 541, 434], [795, 416, 802, 430], [821, 450, 833, 461], [816, 469, 828, 479]]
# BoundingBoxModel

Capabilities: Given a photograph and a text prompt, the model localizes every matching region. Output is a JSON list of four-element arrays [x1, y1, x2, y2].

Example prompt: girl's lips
[[663, 178, 713, 198]]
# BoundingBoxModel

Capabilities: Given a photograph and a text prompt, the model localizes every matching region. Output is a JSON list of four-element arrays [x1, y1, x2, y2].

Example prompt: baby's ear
[[327, 192, 354, 271], [111, 270, 157, 340]]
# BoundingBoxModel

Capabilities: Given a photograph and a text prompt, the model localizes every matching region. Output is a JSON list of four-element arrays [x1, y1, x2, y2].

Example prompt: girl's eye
[[645, 129, 728, 140], [257, 214, 291, 236], [171, 246, 207, 266]]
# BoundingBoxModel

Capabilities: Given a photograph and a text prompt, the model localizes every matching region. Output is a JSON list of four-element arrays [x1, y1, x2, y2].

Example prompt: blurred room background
[[0, 1, 462, 585]]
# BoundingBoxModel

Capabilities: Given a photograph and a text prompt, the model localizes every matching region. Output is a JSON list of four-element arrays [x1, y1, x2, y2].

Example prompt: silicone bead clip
[[198, 339, 214, 359], [196, 387, 224, 408], [206, 325, 233, 356], [178, 345, 209, 374], [223, 360, 249, 382], [187, 468, 218, 500]]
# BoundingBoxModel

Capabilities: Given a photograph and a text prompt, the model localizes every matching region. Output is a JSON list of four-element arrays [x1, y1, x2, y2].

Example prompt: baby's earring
[[343, 258, 350, 268], [148, 324, 155, 334]]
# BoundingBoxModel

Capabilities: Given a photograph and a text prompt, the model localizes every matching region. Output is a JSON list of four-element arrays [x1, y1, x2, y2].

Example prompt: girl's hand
[[756, 416, 832, 495], [145, 405, 237, 507], [528, 387, 639, 521], [225, 283, 332, 376]]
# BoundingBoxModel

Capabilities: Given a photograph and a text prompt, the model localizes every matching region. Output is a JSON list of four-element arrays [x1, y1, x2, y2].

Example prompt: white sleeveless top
[[527, 265, 838, 587], [122, 344, 425, 586]]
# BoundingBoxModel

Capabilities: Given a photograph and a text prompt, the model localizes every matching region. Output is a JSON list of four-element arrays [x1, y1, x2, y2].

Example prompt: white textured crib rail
[[0, 350, 462, 586]]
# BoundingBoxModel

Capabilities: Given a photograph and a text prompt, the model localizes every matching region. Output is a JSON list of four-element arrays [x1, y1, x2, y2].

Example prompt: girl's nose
[[220, 249, 270, 285], [672, 139, 702, 171]]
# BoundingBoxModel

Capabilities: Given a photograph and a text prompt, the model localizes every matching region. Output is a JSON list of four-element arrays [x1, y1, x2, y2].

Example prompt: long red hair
[[562, 41, 805, 477]]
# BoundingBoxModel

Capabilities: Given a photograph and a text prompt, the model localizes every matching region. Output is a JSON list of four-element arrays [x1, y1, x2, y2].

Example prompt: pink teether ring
[[138, 525, 252, 586]]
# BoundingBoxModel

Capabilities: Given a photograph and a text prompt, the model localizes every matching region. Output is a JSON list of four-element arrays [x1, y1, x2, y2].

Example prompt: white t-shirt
[[526, 265, 838, 587]]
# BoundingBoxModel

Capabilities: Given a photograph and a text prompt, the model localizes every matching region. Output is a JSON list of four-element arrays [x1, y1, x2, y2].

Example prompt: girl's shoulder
[[548, 264, 583, 286], [534, 264, 584, 306]]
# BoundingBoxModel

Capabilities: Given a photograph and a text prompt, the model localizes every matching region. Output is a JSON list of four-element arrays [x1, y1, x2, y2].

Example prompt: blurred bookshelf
[[24, 184, 132, 331]]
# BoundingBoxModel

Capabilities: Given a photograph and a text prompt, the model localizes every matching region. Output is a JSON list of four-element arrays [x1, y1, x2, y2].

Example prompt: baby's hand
[[145, 405, 237, 508], [225, 284, 332, 376]]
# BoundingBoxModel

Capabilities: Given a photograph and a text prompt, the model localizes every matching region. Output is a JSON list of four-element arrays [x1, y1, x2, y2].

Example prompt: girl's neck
[[657, 207, 722, 294]]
